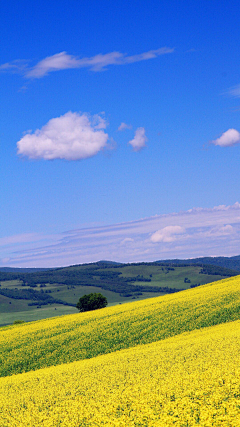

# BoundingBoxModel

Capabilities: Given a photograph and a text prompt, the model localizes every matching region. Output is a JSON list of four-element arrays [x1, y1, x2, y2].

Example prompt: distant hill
[[1, 256, 240, 273], [0, 260, 239, 326], [0, 267, 50, 273], [159, 255, 240, 272]]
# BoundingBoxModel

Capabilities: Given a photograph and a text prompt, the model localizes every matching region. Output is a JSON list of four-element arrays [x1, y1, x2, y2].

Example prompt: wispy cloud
[[0, 59, 29, 74], [17, 112, 109, 160], [0, 233, 46, 247], [26, 52, 83, 78], [118, 122, 132, 131], [211, 129, 240, 147], [129, 127, 147, 152], [226, 84, 240, 98], [0, 47, 174, 79], [1, 203, 240, 267]]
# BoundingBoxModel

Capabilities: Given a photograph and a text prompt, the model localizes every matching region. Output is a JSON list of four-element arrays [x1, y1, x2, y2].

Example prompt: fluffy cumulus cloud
[[211, 129, 240, 147], [0, 48, 174, 79], [17, 112, 109, 160], [219, 224, 234, 234], [150, 226, 186, 243], [129, 127, 147, 152]]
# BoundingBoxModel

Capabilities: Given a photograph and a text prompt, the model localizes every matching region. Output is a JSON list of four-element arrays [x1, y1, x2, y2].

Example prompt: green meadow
[[0, 261, 237, 325]]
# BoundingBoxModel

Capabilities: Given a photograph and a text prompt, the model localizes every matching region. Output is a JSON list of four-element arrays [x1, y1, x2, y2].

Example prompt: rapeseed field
[[1, 275, 240, 377], [1, 275, 240, 426], [1, 319, 240, 426]]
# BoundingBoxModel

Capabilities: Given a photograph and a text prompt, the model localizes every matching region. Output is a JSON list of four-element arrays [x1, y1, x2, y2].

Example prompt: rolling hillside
[[0, 261, 238, 326], [1, 320, 240, 426], [1, 275, 240, 377], [1, 275, 240, 425]]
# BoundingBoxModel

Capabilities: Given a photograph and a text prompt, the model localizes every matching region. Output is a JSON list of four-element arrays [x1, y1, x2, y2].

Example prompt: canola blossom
[[1, 276, 240, 377], [1, 319, 240, 426]]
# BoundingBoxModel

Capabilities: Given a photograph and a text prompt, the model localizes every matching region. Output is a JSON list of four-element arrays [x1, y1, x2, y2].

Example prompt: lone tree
[[76, 293, 108, 312]]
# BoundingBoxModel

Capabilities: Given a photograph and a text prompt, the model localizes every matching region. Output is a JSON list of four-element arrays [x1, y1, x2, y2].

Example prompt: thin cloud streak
[[226, 84, 240, 98], [0, 47, 174, 79], [0, 233, 47, 247], [1, 203, 240, 268], [0, 59, 28, 74]]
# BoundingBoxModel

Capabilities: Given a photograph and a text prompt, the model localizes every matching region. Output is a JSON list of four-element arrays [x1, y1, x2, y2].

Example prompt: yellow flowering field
[[1, 318, 240, 426], [1, 275, 240, 377]]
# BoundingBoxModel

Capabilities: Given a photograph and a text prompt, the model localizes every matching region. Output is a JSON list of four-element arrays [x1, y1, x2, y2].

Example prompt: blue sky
[[1, 0, 240, 266]]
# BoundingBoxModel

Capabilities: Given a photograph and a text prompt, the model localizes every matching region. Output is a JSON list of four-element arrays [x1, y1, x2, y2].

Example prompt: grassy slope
[[0, 264, 233, 326], [1, 319, 240, 426], [1, 275, 240, 377], [0, 305, 78, 327], [0, 281, 165, 326], [115, 264, 225, 289]]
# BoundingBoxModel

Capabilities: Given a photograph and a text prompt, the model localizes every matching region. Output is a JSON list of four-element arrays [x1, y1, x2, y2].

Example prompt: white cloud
[[17, 112, 109, 160], [210, 224, 234, 236], [27, 48, 174, 77], [1, 203, 240, 267], [129, 127, 147, 152], [196, 224, 235, 239], [211, 129, 240, 147], [151, 226, 186, 243], [219, 224, 234, 234], [118, 122, 132, 131], [26, 52, 82, 78], [0, 48, 174, 79]]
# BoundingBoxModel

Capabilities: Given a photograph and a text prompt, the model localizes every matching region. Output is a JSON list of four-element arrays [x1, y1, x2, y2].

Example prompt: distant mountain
[[1, 256, 240, 272], [158, 256, 240, 272]]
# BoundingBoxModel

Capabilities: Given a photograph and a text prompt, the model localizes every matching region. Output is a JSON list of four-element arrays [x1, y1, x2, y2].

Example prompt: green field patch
[[0, 294, 37, 314], [0, 279, 22, 288], [0, 281, 166, 325], [116, 265, 224, 289], [50, 284, 141, 305], [0, 304, 78, 327]]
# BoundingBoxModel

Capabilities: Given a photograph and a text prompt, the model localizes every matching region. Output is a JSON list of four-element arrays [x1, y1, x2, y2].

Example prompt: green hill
[[0, 261, 238, 325], [161, 254, 240, 271]]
